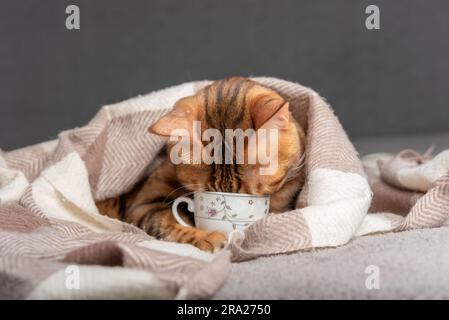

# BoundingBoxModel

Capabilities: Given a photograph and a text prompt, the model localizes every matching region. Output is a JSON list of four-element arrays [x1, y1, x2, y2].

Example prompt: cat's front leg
[[132, 206, 227, 253], [166, 223, 228, 253]]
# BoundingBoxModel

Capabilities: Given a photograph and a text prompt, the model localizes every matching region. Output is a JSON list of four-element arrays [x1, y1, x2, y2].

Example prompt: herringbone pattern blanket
[[1, 78, 448, 299]]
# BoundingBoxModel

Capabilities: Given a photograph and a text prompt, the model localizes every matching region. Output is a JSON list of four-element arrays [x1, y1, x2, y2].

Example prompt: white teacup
[[172, 191, 270, 235]]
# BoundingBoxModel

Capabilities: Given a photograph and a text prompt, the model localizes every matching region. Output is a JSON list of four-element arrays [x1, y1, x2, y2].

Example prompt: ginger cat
[[97, 77, 305, 252]]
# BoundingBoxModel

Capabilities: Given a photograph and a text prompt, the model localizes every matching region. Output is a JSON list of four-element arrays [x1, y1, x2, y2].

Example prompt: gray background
[[1, 0, 448, 151]]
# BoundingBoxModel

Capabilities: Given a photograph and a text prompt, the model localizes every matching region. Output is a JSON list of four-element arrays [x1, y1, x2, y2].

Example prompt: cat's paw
[[193, 231, 227, 253]]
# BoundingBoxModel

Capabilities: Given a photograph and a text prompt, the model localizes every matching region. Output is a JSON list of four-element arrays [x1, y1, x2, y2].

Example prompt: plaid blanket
[[1, 77, 448, 299]]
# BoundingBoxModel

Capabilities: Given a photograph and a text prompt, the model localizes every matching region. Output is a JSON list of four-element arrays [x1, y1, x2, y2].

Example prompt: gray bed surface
[[214, 132, 449, 299], [215, 227, 449, 299]]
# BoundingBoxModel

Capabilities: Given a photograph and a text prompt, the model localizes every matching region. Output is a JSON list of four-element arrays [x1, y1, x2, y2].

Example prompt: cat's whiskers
[[285, 153, 306, 181], [162, 183, 203, 205], [164, 191, 197, 206]]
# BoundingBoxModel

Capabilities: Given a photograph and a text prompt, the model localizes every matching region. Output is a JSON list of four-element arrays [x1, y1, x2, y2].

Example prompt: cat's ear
[[148, 102, 198, 137], [251, 99, 290, 130]]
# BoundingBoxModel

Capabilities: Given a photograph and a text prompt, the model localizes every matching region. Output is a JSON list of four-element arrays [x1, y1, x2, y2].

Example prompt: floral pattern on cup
[[204, 194, 260, 230], [172, 191, 270, 235], [207, 208, 218, 217]]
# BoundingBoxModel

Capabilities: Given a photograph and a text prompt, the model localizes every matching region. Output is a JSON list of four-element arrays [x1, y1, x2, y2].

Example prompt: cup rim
[[196, 191, 269, 198]]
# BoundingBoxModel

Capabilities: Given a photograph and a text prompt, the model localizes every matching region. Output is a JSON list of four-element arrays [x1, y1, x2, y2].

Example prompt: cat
[[96, 77, 306, 252]]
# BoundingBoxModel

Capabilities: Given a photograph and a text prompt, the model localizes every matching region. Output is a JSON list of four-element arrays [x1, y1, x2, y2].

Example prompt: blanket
[[1, 77, 448, 299]]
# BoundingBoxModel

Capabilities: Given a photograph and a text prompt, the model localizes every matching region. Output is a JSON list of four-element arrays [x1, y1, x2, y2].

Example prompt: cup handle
[[171, 196, 194, 227]]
